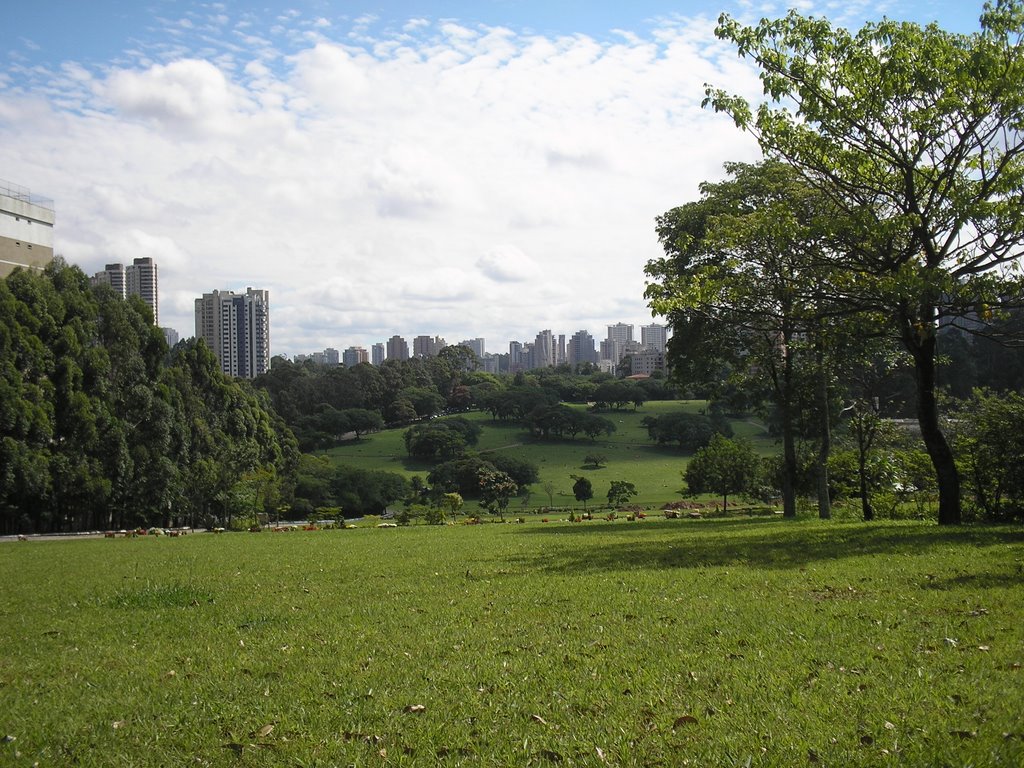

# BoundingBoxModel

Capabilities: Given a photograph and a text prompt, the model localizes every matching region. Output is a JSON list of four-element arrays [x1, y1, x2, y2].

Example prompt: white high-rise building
[[0, 179, 54, 278], [641, 323, 668, 353], [533, 329, 555, 368], [194, 288, 270, 379]]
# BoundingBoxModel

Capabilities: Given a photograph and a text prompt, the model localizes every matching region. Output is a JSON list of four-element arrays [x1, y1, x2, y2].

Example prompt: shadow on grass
[[509, 518, 1024, 575]]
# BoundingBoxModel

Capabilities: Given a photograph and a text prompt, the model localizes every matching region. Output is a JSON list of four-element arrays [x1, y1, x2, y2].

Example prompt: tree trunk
[[815, 338, 831, 519], [911, 332, 961, 524]]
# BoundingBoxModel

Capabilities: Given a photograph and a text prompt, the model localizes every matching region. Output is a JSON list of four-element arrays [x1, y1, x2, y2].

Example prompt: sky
[[0, 1, 988, 357]]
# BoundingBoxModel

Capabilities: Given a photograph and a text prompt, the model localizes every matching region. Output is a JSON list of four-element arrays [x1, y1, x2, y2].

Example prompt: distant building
[[604, 322, 635, 364], [91, 263, 126, 297], [323, 347, 340, 366], [162, 327, 179, 348], [625, 349, 667, 376], [641, 323, 668, 353], [413, 335, 446, 358], [343, 346, 369, 367], [194, 288, 270, 379], [91, 257, 159, 325], [459, 338, 486, 358], [371, 342, 385, 365], [0, 179, 55, 278], [386, 335, 410, 361], [533, 329, 555, 368], [126, 257, 158, 325], [509, 341, 523, 372], [568, 330, 598, 366]]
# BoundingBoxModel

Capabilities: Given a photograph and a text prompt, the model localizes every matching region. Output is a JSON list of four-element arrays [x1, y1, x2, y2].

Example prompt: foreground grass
[[323, 403, 773, 509], [1, 519, 1022, 766]]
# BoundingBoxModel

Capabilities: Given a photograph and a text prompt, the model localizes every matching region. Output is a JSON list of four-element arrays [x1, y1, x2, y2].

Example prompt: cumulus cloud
[[0, 4, 780, 355], [477, 245, 542, 283]]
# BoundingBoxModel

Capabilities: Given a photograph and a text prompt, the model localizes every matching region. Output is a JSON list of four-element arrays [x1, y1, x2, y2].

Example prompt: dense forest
[[0, 260, 297, 534]]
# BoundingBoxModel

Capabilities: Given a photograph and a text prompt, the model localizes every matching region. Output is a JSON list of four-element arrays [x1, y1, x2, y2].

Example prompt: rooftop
[[0, 178, 54, 212]]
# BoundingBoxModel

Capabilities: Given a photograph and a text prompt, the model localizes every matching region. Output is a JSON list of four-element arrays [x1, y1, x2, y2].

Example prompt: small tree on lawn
[[684, 434, 759, 512], [441, 492, 463, 524], [607, 480, 638, 508], [542, 480, 556, 508], [571, 475, 594, 510], [584, 453, 608, 469], [478, 469, 518, 521]]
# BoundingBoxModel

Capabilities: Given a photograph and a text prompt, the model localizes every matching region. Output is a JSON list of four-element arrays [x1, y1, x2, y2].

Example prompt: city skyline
[[0, 2, 986, 355]]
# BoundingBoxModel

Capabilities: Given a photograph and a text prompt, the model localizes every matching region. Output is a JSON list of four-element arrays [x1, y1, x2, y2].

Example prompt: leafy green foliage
[[642, 411, 727, 451], [684, 435, 760, 509], [571, 475, 594, 508], [0, 261, 296, 534], [705, 5, 1024, 523], [606, 480, 638, 507]]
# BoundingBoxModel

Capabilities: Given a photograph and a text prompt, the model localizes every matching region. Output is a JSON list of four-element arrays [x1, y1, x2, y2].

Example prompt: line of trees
[[648, 2, 1024, 524], [0, 261, 298, 534]]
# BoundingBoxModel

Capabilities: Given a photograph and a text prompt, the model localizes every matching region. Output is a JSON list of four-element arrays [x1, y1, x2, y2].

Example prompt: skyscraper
[[0, 179, 54, 278], [568, 330, 598, 366], [533, 329, 555, 368], [343, 346, 368, 367], [386, 335, 410, 361], [194, 288, 270, 379], [641, 323, 668, 353], [91, 263, 126, 298], [371, 343, 385, 365], [126, 257, 158, 325]]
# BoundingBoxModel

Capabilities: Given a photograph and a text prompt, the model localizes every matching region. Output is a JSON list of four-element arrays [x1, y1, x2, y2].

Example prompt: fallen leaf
[[257, 724, 274, 738], [531, 714, 548, 725], [884, 721, 896, 730], [403, 704, 426, 714], [860, 735, 874, 746], [539, 748, 563, 762], [808, 749, 819, 762], [596, 746, 606, 761], [978, 645, 990, 652], [2, 736, 15, 744], [673, 715, 699, 728], [112, 720, 126, 730], [950, 730, 977, 739], [164, 670, 176, 679]]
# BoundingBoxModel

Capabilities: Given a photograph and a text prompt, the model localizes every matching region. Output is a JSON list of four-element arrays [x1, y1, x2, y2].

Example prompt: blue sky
[[0, 1, 990, 354]]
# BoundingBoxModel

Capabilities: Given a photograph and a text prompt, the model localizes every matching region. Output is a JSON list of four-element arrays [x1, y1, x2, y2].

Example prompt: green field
[[2, 518, 1021, 766], [322, 402, 773, 510]]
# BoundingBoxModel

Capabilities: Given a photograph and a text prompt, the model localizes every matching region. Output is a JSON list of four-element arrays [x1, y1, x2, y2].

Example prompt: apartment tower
[[195, 288, 270, 378]]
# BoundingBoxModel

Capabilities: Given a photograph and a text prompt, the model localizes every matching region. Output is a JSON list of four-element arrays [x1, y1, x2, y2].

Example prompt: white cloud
[[0, 9, 766, 355]]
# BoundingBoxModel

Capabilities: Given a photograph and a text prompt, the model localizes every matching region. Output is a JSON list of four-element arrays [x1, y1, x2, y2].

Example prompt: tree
[[583, 454, 607, 469], [478, 468, 517, 521], [647, 161, 848, 519], [542, 480, 557, 508], [684, 435, 759, 511], [441, 492, 464, 523], [571, 475, 593, 510], [642, 412, 724, 452], [705, 4, 1024, 523], [607, 480, 638, 508]]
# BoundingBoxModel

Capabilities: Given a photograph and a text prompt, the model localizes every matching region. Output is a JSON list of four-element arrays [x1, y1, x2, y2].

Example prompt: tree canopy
[[702, 3, 1024, 523]]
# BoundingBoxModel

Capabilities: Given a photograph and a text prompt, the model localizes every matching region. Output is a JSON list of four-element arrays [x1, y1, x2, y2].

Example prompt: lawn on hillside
[[1, 519, 1021, 767], [322, 402, 774, 510]]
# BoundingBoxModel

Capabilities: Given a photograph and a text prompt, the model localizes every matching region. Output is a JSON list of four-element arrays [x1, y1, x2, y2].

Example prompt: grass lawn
[[1, 518, 1021, 766], [322, 403, 774, 510]]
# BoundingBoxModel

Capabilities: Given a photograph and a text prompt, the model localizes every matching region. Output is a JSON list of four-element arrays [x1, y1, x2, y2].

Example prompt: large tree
[[705, 2, 1024, 523], [647, 161, 845, 518]]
